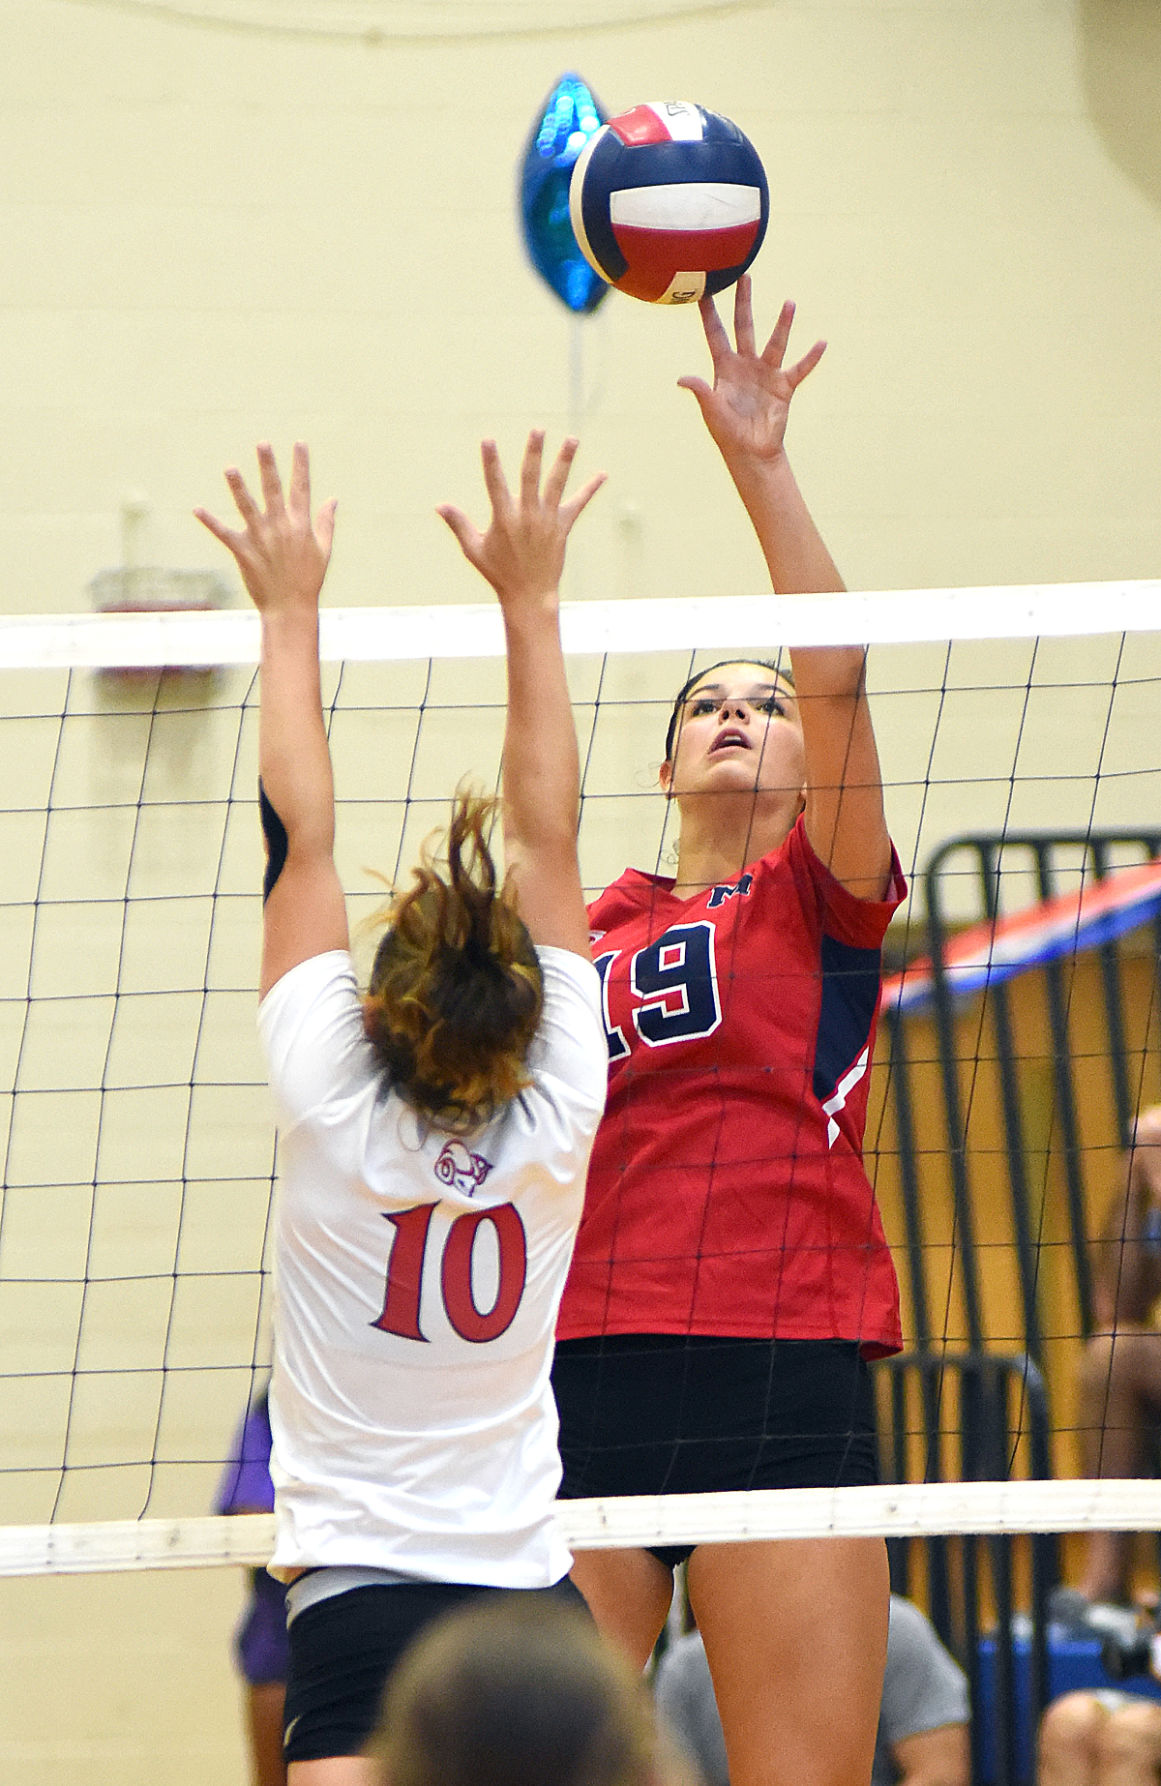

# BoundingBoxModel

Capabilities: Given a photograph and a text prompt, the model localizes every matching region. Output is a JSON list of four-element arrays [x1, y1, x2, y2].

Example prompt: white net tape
[[1, 580, 1157, 669], [4, 1479, 1161, 1578]]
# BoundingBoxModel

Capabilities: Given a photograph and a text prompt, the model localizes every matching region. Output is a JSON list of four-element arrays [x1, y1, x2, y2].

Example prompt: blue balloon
[[519, 74, 609, 315]]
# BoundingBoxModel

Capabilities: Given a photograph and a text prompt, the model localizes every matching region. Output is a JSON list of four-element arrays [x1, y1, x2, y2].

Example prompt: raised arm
[[680, 276, 891, 901], [195, 442, 344, 998], [438, 433, 604, 958]]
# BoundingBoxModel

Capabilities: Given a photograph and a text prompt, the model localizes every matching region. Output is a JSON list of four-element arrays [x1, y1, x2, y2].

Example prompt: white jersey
[[257, 945, 606, 1589]]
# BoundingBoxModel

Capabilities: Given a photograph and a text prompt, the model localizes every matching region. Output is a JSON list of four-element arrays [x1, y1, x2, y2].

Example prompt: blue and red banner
[[883, 859, 1161, 1015]]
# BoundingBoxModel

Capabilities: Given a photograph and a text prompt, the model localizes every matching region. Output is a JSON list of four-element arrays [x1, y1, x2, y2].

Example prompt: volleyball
[[568, 100, 768, 306]]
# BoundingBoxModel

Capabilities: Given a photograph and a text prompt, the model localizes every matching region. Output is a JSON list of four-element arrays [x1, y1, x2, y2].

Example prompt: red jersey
[[557, 817, 906, 1353]]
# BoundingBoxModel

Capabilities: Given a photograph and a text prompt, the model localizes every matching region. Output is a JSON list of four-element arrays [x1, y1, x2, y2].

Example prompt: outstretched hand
[[195, 441, 336, 615], [677, 274, 826, 465], [438, 432, 605, 609]]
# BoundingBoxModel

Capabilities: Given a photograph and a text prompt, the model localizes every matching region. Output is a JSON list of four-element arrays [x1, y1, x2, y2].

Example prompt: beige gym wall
[[3, 0, 1161, 1779]]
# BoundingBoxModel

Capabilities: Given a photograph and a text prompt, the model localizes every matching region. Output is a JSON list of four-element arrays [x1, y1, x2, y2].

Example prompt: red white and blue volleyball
[[568, 101, 768, 306]]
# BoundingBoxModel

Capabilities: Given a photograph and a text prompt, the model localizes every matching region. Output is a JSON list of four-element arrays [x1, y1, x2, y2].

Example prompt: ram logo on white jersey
[[434, 1139, 493, 1195]]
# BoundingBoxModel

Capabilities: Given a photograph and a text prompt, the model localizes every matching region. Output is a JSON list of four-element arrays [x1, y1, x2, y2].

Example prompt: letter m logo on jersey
[[706, 873, 753, 909]]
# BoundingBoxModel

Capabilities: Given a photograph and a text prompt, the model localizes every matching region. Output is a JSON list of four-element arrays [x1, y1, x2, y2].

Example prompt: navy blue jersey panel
[[812, 934, 884, 1103]]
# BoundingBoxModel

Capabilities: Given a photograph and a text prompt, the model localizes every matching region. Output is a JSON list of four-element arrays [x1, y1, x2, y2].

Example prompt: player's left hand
[[678, 274, 826, 465], [195, 441, 336, 616]]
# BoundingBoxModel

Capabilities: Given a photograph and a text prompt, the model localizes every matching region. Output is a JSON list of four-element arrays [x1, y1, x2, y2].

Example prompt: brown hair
[[363, 791, 543, 1135], [370, 1596, 658, 1786]]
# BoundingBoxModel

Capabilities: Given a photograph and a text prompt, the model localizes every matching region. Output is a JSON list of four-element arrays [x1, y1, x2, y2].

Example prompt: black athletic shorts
[[552, 1335, 879, 1569], [282, 1576, 588, 1764]]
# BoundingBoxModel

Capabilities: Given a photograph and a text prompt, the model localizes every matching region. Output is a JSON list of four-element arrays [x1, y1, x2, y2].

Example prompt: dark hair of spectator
[[369, 1596, 659, 1786]]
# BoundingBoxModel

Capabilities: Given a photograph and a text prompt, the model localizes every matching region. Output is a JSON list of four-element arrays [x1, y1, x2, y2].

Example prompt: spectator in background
[[368, 1594, 678, 1786], [1058, 1107, 1161, 1622], [216, 1385, 288, 1786], [653, 1593, 970, 1786], [1039, 1690, 1161, 1786]]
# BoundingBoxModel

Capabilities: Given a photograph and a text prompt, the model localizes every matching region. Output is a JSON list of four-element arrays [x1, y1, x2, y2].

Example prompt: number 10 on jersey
[[372, 1203, 529, 1344]]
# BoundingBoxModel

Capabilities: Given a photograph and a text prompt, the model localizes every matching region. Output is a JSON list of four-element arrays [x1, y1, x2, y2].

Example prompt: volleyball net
[[3, 581, 1161, 1579]]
